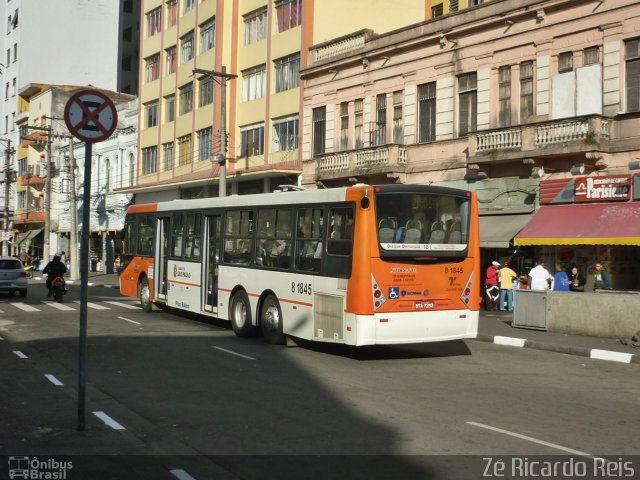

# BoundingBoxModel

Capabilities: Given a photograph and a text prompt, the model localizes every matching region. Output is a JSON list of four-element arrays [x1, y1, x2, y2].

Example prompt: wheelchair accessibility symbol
[[388, 287, 400, 299]]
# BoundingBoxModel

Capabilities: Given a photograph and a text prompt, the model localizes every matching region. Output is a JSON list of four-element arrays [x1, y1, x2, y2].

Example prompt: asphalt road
[[0, 281, 638, 479]]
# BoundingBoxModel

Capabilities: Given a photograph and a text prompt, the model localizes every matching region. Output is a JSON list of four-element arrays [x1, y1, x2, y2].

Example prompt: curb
[[473, 334, 640, 365]]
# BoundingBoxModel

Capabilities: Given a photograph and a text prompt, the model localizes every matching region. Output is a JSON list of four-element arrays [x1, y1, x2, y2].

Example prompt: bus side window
[[294, 208, 323, 273], [325, 206, 353, 279]]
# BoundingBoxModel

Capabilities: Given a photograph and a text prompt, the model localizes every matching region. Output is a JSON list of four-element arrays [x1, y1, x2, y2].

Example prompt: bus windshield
[[375, 191, 470, 256]]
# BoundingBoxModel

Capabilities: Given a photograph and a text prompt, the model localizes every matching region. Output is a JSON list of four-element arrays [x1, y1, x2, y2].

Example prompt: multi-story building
[[0, 0, 140, 256], [301, 0, 640, 290], [133, 0, 432, 203]]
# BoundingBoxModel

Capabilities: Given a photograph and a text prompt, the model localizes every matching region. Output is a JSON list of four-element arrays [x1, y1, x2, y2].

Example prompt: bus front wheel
[[230, 290, 254, 337], [139, 277, 152, 312], [260, 294, 285, 345]]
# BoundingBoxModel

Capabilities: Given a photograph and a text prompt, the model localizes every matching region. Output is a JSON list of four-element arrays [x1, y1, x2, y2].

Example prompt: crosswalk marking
[[13, 302, 40, 312], [43, 301, 76, 311], [73, 301, 110, 310], [104, 301, 140, 310]]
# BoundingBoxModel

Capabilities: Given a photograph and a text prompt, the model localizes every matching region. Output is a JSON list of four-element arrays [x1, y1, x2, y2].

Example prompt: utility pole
[[43, 129, 53, 262], [192, 67, 237, 197], [2, 140, 15, 256], [68, 137, 79, 281]]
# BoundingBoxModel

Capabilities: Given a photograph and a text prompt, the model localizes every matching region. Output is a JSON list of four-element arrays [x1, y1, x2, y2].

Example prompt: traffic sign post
[[64, 90, 118, 432]]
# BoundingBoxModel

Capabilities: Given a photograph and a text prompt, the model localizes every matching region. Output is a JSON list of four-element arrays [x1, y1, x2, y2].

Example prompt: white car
[[0, 256, 28, 297]]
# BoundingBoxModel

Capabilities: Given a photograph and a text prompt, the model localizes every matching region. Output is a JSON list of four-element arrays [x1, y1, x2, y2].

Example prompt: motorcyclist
[[42, 255, 67, 297]]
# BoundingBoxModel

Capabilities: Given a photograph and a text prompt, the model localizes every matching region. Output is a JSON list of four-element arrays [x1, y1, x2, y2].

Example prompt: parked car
[[0, 256, 28, 297]]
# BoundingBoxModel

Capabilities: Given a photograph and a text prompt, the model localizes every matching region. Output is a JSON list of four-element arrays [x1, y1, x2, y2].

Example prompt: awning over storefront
[[514, 203, 640, 246], [15, 228, 43, 246], [479, 213, 533, 248]]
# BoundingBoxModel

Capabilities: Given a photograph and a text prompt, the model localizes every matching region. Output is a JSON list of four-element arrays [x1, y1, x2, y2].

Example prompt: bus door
[[203, 215, 221, 313], [155, 217, 170, 301]]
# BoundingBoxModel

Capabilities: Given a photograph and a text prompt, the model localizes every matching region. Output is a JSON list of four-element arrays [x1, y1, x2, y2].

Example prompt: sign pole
[[77, 142, 92, 431]]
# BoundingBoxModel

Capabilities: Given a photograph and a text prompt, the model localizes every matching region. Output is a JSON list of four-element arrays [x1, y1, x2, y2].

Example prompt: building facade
[[301, 0, 640, 290]]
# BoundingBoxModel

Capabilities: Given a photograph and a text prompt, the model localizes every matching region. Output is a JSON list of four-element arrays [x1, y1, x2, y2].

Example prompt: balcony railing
[[316, 145, 407, 176], [309, 30, 371, 65], [475, 128, 522, 152]]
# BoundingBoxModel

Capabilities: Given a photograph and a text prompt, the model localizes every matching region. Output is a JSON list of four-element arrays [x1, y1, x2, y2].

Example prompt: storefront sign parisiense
[[574, 175, 632, 202]]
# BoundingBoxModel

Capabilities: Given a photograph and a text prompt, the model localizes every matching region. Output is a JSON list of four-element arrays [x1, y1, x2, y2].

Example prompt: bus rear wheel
[[261, 294, 285, 345], [230, 290, 254, 337], [139, 277, 152, 312]]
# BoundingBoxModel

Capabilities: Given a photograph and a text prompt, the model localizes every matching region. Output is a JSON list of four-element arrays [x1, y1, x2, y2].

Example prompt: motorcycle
[[51, 276, 66, 303], [23, 264, 34, 278]]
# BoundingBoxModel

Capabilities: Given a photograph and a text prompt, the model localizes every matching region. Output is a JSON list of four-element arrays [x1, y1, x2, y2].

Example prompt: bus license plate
[[414, 301, 435, 310]]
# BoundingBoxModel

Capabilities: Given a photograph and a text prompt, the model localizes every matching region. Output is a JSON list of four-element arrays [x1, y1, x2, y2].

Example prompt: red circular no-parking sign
[[64, 89, 118, 143]]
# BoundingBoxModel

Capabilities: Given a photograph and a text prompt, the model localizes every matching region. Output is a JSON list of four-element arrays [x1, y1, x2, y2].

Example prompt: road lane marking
[[493, 336, 526, 347], [92, 411, 126, 430], [104, 301, 140, 310], [73, 301, 110, 310], [13, 350, 28, 359], [0, 335, 3, 340], [213, 346, 256, 361], [467, 421, 592, 457], [13, 302, 40, 312], [45, 374, 64, 386], [118, 316, 141, 325], [590, 349, 633, 364], [43, 301, 76, 311], [170, 469, 197, 480]]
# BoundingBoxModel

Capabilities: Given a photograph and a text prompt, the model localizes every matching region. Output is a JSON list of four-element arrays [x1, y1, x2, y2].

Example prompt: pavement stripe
[[118, 316, 141, 325], [45, 374, 64, 386], [13, 302, 40, 312], [13, 350, 28, 359], [73, 301, 110, 310], [92, 411, 126, 430], [213, 346, 256, 361], [0, 335, 3, 340], [170, 469, 197, 480], [493, 336, 526, 347], [467, 421, 592, 457], [104, 301, 140, 310], [590, 349, 633, 364], [43, 301, 76, 311]]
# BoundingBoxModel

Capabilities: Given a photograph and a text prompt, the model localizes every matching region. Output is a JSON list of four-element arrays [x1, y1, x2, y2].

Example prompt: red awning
[[514, 203, 640, 246]]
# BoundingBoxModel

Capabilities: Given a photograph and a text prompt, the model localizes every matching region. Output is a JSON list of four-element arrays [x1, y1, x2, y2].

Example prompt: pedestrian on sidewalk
[[498, 262, 518, 311], [528, 257, 553, 291], [593, 262, 610, 290], [485, 261, 500, 311], [553, 263, 570, 291], [568, 265, 585, 292]]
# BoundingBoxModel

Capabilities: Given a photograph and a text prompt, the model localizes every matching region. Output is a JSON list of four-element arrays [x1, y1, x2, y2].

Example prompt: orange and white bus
[[119, 184, 479, 346]]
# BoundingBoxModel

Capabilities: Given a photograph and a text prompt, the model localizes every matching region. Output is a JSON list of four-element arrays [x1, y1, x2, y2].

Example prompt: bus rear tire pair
[[230, 291, 285, 345]]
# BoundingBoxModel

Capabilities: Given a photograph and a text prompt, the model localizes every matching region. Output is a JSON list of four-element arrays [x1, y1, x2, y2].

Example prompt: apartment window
[[274, 54, 300, 93], [626, 38, 640, 112], [13, 43, 17, 62], [183, 0, 195, 14], [520, 61, 534, 122], [146, 7, 162, 37], [11, 112, 14, 131], [458, 73, 477, 136], [373, 93, 386, 146], [142, 146, 158, 175], [498, 66, 511, 128], [5, 82, 8, 100], [3, 116, 7, 134], [166, 0, 177, 27], [241, 65, 266, 102], [179, 84, 193, 115], [123, 27, 133, 42], [583, 47, 599, 66], [145, 101, 158, 128], [431, 4, 443, 17], [240, 123, 265, 157], [243, 8, 267, 45], [200, 18, 215, 53], [417, 82, 436, 143], [272, 116, 298, 152], [450, 0, 459, 12], [180, 31, 194, 64], [312, 107, 326, 156], [354, 99, 364, 149], [471, 0, 483, 5], [393, 90, 403, 144], [339, 102, 348, 150], [166, 46, 177, 75], [123, 0, 133, 13], [17, 191, 26, 210], [178, 134, 193, 166], [276, 0, 301, 33], [11, 78, 15, 96], [162, 142, 174, 171], [145, 54, 160, 82], [165, 95, 175, 122], [198, 76, 213, 107], [197, 128, 212, 161], [5, 49, 9, 66], [559, 52, 573, 73]]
